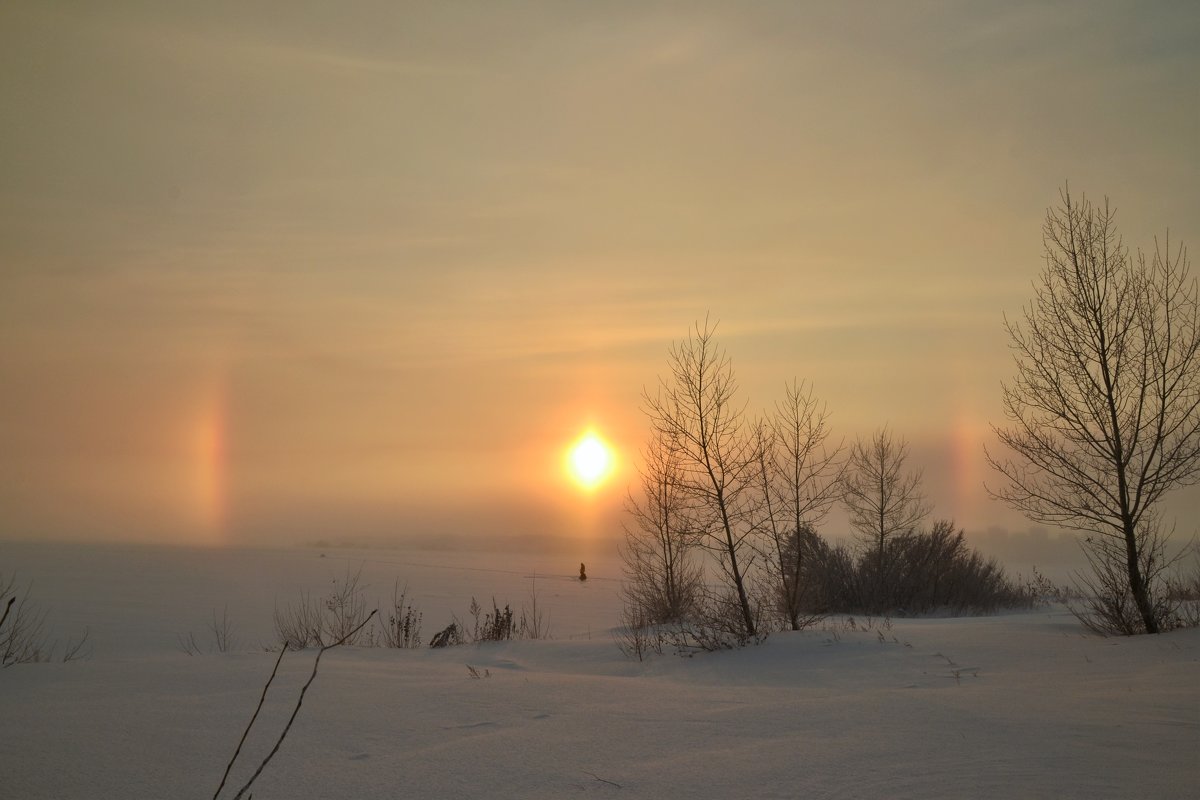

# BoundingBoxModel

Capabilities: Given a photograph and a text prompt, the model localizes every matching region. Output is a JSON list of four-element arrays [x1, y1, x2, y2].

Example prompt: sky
[[1, 1, 1198, 558]]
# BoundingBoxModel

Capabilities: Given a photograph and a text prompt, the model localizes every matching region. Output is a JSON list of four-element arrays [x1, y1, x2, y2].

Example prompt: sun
[[566, 430, 616, 490]]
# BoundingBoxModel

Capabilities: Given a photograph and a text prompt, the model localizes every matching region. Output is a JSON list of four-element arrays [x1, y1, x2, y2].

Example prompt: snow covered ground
[[2, 540, 1197, 799]]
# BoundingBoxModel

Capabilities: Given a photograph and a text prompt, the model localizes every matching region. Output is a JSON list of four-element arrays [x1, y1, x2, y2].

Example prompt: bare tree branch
[[212, 646, 288, 800], [218, 609, 378, 800], [842, 427, 931, 561], [751, 380, 846, 630]]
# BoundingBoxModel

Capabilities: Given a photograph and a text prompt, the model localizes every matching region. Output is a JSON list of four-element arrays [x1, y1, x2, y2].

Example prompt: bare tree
[[987, 187, 1200, 634], [642, 319, 759, 638], [621, 432, 703, 625], [842, 427, 931, 575], [751, 381, 846, 629]]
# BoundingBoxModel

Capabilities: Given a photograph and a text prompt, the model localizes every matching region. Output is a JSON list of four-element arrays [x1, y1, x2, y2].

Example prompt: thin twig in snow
[[212, 645, 288, 800], [584, 770, 622, 788], [217, 609, 377, 800]]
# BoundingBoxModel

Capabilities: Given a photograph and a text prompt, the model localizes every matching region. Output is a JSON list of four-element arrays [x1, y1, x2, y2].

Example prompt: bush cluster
[[787, 521, 1031, 618], [620, 520, 1031, 658]]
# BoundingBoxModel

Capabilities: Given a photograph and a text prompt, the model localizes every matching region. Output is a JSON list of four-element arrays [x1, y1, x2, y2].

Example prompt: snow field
[[1, 541, 1197, 798]]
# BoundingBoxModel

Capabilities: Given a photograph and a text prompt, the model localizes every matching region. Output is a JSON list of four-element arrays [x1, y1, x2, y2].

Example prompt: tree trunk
[[788, 537, 803, 631], [721, 509, 756, 637], [1123, 521, 1159, 634]]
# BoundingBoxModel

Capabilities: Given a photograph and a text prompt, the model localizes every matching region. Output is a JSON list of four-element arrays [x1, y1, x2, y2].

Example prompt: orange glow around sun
[[565, 430, 616, 491]]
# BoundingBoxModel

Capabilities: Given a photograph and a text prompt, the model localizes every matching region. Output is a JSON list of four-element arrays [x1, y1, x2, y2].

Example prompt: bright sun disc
[[567, 432, 614, 490]]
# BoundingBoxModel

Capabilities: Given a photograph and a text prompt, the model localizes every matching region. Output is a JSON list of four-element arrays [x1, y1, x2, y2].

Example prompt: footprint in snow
[[443, 720, 499, 730]]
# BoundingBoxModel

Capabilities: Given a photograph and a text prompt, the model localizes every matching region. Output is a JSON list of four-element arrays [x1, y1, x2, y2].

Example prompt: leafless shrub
[[1070, 561, 1149, 636], [784, 535, 861, 614], [178, 631, 204, 657], [1168, 556, 1200, 601], [459, 581, 551, 645], [880, 521, 1028, 615], [60, 629, 91, 663], [2, 574, 48, 667], [322, 568, 368, 644], [614, 605, 667, 661], [820, 614, 898, 642], [209, 605, 237, 653], [1019, 566, 1075, 605], [1164, 546, 1200, 629], [668, 590, 769, 655], [1, 572, 90, 667], [179, 606, 239, 655], [273, 591, 326, 650], [466, 597, 518, 642], [273, 567, 369, 650], [377, 581, 422, 648], [1068, 523, 1193, 635], [521, 577, 551, 640], [619, 587, 769, 659]]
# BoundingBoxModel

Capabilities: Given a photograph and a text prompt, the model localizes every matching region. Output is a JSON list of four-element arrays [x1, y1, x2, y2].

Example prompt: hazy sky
[[2, 1, 1198, 554]]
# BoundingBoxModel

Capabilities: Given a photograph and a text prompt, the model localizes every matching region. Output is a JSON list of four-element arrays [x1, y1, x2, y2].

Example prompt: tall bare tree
[[842, 427, 930, 565], [751, 381, 845, 629], [621, 432, 703, 625], [987, 187, 1200, 634], [642, 319, 759, 637]]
